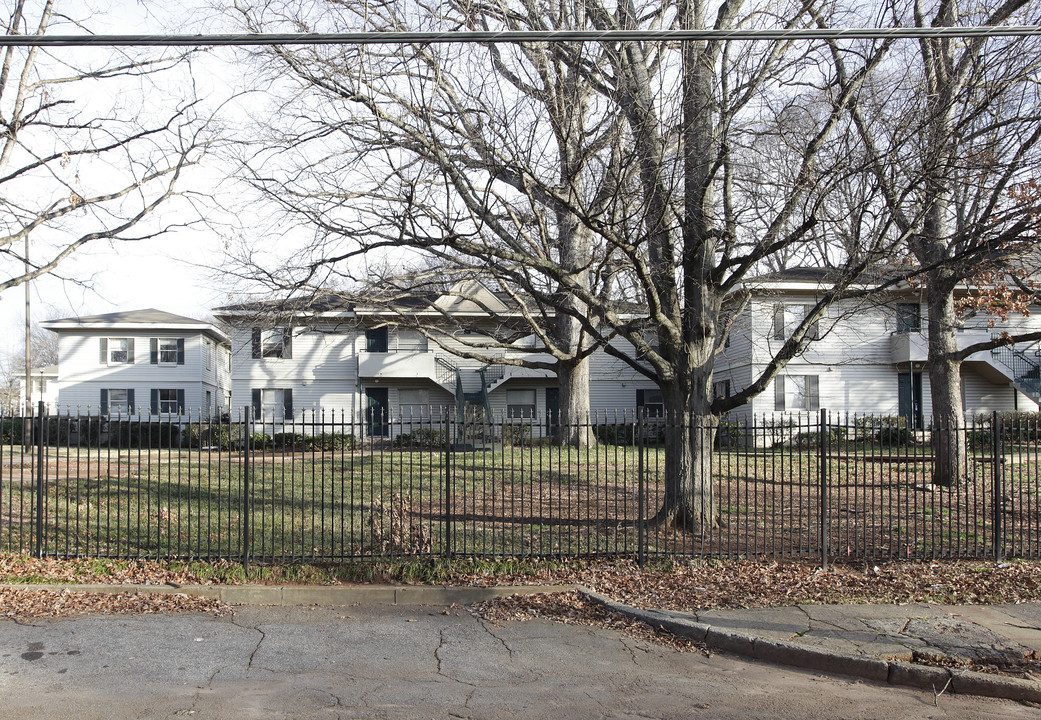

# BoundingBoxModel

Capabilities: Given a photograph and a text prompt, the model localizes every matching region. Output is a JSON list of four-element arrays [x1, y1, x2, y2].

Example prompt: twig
[[932, 676, 953, 707]]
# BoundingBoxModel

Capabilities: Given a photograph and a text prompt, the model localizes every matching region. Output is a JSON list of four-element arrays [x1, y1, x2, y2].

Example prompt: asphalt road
[[1, 604, 1036, 719]]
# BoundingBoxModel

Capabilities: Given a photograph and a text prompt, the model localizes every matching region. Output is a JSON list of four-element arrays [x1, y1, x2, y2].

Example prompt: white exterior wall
[[55, 330, 229, 417]]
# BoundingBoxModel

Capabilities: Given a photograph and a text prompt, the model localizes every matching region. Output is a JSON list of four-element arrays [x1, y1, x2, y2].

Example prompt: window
[[100, 337, 135, 365], [506, 389, 536, 419], [713, 380, 731, 400], [365, 327, 389, 353], [205, 339, 213, 370], [251, 327, 292, 359], [251, 388, 294, 420], [398, 388, 431, 418], [774, 375, 820, 412], [101, 388, 135, 416], [151, 389, 184, 414], [896, 303, 921, 333], [637, 389, 665, 418], [773, 305, 819, 341], [149, 337, 184, 365]]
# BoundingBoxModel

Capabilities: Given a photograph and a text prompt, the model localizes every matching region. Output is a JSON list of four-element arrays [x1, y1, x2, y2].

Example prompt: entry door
[[545, 387, 559, 436], [898, 372, 923, 429], [365, 388, 390, 437]]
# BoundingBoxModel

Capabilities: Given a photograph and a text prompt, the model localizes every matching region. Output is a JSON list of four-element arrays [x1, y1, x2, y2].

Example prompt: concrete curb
[[0, 582, 574, 607], [576, 587, 1041, 704]]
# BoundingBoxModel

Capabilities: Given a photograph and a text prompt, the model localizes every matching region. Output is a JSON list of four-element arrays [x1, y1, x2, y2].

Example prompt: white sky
[[1, 1, 247, 358]]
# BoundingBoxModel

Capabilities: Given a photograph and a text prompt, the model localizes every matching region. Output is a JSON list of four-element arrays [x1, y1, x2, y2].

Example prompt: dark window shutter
[[150, 338, 158, 364], [126, 338, 135, 364], [100, 338, 108, 364], [251, 328, 261, 358], [805, 305, 819, 341], [807, 376, 820, 411], [150, 389, 159, 415], [773, 305, 785, 339], [100, 389, 109, 415], [775, 376, 786, 411], [127, 389, 135, 415], [176, 338, 185, 365], [282, 329, 292, 359], [251, 389, 262, 419], [636, 389, 645, 416], [283, 388, 293, 418], [177, 389, 186, 414]]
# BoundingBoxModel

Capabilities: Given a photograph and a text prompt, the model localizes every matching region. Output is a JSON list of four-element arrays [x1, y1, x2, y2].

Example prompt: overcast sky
[[1, 1, 248, 359]]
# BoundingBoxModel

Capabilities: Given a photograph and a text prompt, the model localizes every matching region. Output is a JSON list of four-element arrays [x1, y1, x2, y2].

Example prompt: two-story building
[[713, 268, 1041, 424], [215, 282, 661, 432], [42, 309, 232, 418]]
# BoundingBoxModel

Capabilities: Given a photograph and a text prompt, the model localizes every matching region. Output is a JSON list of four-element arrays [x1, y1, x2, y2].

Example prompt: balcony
[[889, 330, 993, 365], [358, 351, 436, 380]]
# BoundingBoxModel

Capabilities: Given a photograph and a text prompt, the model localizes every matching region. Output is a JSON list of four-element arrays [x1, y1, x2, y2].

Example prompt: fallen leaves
[[0, 586, 232, 621]]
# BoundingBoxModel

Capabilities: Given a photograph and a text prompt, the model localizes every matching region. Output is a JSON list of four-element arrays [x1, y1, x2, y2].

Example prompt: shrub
[[393, 428, 446, 449], [183, 423, 237, 450], [249, 432, 271, 449], [272, 432, 309, 451], [875, 426, 915, 447], [105, 420, 183, 448], [311, 433, 355, 451], [1, 418, 24, 444]]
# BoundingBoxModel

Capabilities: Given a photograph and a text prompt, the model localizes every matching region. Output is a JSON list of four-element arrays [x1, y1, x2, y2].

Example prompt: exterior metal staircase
[[990, 343, 1041, 405]]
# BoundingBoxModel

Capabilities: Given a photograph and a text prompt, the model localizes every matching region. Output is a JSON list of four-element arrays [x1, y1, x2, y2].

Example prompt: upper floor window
[[205, 339, 213, 370], [713, 380, 731, 400], [896, 303, 921, 333], [773, 305, 820, 341], [100, 337, 135, 365], [251, 327, 292, 359], [365, 327, 389, 353], [150, 338, 184, 365]]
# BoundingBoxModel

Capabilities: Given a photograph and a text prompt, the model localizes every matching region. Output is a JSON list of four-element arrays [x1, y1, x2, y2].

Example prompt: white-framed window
[[157, 389, 180, 413], [158, 338, 179, 364], [773, 305, 820, 341], [205, 339, 213, 370], [251, 327, 292, 359], [638, 389, 665, 417], [506, 389, 536, 419], [109, 389, 129, 414], [104, 337, 134, 365], [398, 388, 431, 418], [774, 375, 820, 411], [713, 380, 731, 400], [252, 387, 293, 420]]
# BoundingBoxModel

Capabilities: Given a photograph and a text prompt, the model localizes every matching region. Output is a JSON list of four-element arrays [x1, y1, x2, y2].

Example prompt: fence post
[[991, 410, 1004, 561], [637, 411, 645, 569], [444, 410, 453, 560], [819, 408, 829, 570], [35, 401, 46, 559], [242, 406, 252, 573]]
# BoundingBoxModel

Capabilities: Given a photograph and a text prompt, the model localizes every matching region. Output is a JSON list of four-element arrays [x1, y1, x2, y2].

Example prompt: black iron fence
[[2, 404, 1038, 565]]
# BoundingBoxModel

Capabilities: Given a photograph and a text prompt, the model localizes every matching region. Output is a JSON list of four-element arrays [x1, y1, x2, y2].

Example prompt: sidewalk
[[5, 581, 1041, 703], [580, 589, 1041, 704]]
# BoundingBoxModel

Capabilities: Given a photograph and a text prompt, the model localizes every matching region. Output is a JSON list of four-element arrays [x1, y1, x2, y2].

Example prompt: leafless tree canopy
[[222, 0, 1041, 520], [0, 0, 218, 295]]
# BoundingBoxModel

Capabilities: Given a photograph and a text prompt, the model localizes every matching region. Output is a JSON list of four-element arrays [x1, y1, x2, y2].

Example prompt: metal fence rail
[[1, 404, 1038, 564]]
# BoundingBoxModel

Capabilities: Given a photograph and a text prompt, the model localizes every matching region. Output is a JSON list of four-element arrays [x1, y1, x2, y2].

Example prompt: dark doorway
[[365, 387, 390, 437], [898, 372, 923, 429]]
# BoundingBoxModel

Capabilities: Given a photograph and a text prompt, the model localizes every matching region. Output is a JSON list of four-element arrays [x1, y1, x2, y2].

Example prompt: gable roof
[[41, 309, 229, 343]]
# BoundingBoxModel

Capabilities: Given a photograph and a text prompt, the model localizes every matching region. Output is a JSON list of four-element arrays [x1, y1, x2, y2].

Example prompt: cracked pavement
[[2, 604, 1038, 719]]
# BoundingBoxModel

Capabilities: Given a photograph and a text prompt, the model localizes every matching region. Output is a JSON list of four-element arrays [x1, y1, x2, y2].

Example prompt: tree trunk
[[926, 279, 967, 487], [648, 378, 719, 533], [556, 354, 594, 447]]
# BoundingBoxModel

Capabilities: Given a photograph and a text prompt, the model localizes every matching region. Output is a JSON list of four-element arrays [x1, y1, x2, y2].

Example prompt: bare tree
[[0, 0, 217, 294], [843, 0, 1041, 485], [224, 0, 924, 531]]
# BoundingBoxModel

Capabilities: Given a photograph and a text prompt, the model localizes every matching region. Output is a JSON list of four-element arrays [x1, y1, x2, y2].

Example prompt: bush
[[183, 423, 237, 450], [972, 411, 1040, 444], [593, 421, 666, 446], [105, 420, 183, 448], [272, 432, 309, 451], [875, 426, 915, 447], [394, 428, 446, 449], [311, 433, 355, 451], [249, 432, 271, 449]]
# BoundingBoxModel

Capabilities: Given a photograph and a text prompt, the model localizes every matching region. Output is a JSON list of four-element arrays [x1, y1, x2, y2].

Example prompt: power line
[[2, 26, 1041, 47]]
